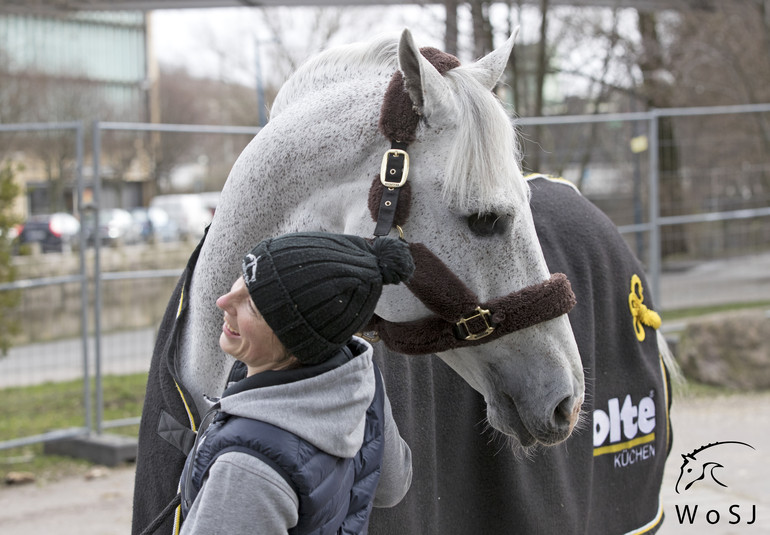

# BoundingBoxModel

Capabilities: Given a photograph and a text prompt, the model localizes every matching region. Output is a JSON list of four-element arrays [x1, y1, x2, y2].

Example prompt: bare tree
[[664, 0, 770, 197], [462, 1, 770, 257], [499, 0, 560, 172], [571, 8, 623, 190], [9, 74, 112, 213], [469, 0, 494, 59], [257, 7, 365, 90], [444, 1, 459, 56], [151, 64, 262, 194], [636, 10, 689, 256]]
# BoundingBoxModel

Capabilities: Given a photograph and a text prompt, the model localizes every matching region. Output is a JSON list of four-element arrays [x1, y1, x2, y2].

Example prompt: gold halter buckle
[[455, 306, 495, 341], [380, 149, 409, 188]]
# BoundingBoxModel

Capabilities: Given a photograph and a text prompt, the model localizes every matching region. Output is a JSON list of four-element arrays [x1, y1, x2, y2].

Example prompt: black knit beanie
[[241, 232, 415, 365]]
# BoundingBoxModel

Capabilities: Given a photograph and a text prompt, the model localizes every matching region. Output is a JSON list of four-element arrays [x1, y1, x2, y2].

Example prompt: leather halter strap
[[365, 242, 576, 355], [372, 48, 461, 237]]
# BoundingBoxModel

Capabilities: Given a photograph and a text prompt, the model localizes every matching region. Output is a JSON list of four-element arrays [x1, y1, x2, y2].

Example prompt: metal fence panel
[[1, 105, 769, 453], [0, 121, 91, 451]]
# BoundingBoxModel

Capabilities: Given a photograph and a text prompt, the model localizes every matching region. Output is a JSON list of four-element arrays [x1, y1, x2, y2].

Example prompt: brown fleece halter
[[364, 48, 576, 355]]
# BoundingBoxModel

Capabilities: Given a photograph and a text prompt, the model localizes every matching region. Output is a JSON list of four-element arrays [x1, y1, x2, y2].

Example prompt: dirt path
[[0, 465, 135, 534], [1, 391, 768, 534]]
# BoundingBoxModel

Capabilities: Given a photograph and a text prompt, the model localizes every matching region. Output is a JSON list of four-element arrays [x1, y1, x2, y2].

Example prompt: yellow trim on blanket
[[660, 355, 671, 453], [624, 502, 664, 535], [173, 281, 197, 431], [593, 432, 656, 457], [176, 284, 185, 319], [171, 265, 194, 533], [173, 504, 182, 535], [174, 381, 197, 433]]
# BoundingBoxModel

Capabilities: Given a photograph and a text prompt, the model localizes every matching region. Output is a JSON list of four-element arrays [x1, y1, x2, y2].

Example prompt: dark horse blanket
[[132, 234, 205, 535], [132, 175, 672, 535], [369, 175, 673, 535]]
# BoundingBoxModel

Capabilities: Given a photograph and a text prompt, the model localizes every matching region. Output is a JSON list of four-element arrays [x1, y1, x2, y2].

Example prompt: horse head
[[180, 29, 584, 448]]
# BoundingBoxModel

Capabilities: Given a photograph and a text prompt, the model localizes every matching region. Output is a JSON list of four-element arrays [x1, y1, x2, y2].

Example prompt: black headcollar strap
[[372, 48, 461, 237]]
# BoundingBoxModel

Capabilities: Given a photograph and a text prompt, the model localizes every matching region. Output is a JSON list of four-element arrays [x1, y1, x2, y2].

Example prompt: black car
[[17, 213, 81, 253]]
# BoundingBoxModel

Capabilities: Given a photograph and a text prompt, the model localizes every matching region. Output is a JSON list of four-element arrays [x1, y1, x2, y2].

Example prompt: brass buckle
[[455, 306, 496, 341], [356, 330, 381, 344], [380, 149, 409, 188]]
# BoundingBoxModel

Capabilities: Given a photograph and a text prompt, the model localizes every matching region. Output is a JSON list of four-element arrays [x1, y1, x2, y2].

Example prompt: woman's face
[[216, 277, 294, 374]]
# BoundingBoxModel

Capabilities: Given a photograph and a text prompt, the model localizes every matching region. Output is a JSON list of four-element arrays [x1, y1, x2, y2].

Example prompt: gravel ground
[[1, 390, 767, 534], [0, 464, 135, 534]]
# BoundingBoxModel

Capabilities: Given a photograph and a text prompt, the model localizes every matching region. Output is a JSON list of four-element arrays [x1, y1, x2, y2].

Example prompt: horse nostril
[[553, 396, 577, 428]]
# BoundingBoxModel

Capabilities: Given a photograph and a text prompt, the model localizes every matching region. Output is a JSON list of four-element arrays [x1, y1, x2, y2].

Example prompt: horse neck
[[177, 83, 387, 413]]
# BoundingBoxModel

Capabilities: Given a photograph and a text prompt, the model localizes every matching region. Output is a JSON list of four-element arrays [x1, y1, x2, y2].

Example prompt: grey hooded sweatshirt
[[180, 338, 412, 534]]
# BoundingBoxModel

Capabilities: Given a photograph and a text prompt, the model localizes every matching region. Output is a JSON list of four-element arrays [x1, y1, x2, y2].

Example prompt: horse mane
[[442, 67, 527, 214], [271, 35, 527, 216]]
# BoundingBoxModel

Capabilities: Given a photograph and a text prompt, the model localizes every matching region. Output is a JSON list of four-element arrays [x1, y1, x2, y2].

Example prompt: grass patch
[[0, 373, 147, 482], [662, 300, 770, 322]]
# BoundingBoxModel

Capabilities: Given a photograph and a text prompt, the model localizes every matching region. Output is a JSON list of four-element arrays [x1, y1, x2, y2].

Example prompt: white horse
[[134, 30, 679, 535], [176, 29, 584, 446]]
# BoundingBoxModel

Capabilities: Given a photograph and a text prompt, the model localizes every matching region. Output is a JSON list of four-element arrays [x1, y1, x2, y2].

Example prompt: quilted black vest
[[180, 363, 386, 535]]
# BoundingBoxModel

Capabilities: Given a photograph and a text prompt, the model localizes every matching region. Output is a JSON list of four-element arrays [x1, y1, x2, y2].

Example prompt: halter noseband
[[364, 48, 576, 355]]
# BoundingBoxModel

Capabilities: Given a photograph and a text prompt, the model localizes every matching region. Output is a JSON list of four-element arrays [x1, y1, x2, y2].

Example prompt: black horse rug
[[368, 175, 673, 535], [132, 175, 673, 535]]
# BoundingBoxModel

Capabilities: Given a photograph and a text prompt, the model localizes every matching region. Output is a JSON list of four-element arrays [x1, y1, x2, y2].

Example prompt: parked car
[[83, 208, 141, 247], [131, 207, 180, 243], [149, 194, 212, 240], [16, 212, 81, 253]]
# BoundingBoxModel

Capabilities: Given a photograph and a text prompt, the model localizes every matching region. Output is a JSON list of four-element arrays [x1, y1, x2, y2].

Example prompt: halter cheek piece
[[364, 48, 576, 355]]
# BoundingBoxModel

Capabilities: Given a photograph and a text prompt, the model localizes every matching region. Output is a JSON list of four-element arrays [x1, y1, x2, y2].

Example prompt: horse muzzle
[[485, 379, 583, 446]]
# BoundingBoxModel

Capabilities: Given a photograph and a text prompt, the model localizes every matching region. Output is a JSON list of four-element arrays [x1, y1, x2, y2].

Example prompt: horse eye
[[467, 213, 507, 237]]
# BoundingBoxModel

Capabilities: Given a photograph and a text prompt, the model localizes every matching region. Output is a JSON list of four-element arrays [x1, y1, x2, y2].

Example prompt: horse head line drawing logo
[[675, 441, 755, 494]]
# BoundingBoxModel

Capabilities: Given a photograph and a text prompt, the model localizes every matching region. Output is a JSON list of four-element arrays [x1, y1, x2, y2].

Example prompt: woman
[[178, 232, 414, 534]]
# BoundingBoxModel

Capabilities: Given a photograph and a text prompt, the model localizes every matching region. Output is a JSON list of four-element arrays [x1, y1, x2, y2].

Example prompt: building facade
[[0, 10, 152, 215]]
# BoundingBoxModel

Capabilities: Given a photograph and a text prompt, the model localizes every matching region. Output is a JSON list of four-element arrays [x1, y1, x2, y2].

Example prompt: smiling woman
[[160, 231, 416, 535], [215, 276, 295, 375]]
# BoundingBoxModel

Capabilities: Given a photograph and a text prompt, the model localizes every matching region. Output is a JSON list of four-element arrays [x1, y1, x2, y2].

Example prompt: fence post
[[648, 110, 661, 306], [75, 122, 92, 434], [92, 120, 104, 435]]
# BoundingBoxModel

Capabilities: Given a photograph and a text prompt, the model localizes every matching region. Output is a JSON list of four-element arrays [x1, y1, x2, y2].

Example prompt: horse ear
[[398, 29, 454, 120], [465, 27, 519, 90]]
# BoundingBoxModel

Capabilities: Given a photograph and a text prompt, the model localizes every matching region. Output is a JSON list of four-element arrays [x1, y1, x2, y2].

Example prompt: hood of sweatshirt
[[217, 338, 375, 459]]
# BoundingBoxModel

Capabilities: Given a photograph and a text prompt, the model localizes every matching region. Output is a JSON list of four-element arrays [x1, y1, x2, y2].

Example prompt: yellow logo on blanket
[[628, 274, 661, 342]]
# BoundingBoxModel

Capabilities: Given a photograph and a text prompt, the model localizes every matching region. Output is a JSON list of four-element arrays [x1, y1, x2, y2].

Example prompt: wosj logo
[[673, 441, 757, 527]]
